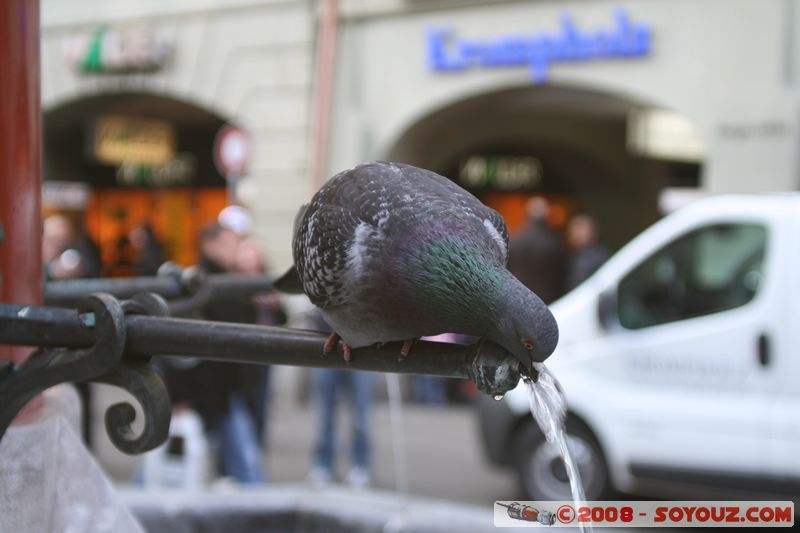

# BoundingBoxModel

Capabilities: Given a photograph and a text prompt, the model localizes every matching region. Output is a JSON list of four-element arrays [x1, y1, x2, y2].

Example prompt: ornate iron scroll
[[0, 293, 171, 454]]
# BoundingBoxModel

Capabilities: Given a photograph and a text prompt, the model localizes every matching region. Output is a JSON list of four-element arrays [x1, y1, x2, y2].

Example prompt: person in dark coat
[[566, 214, 611, 290], [42, 214, 101, 445], [161, 223, 266, 484], [233, 237, 286, 447], [42, 214, 102, 280], [130, 224, 166, 276], [507, 197, 566, 304]]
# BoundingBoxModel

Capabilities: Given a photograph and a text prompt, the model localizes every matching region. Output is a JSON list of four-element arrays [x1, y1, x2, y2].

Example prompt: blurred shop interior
[[388, 85, 705, 249], [43, 93, 228, 277], [40, 85, 706, 276]]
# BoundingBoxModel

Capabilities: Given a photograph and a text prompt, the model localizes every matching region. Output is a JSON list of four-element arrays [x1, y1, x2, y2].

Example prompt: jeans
[[312, 369, 374, 472], [251, 366, 271, 447], [411, 375, 448, 405], [219, 391, 265, 484]]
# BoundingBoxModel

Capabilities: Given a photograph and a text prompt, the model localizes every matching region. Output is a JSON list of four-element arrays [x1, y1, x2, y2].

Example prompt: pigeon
[[276, 161, 558, 374]]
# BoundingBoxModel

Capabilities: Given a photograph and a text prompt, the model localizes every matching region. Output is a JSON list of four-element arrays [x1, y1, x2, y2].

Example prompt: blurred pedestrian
[[161, 222, 266, 485], [199, 222, 240, 274], [43, 214, 101, 446], [199, 223, 266, 484], [233, 237, 286, 447], [129, 223, 166, 276], [43, 214, 101, 280], [507, 197, 566, 304], [308, 314, 375, 488], [234, 237, 268, 274], [566, 214, 611, 290], [218, 204, 254, 236]]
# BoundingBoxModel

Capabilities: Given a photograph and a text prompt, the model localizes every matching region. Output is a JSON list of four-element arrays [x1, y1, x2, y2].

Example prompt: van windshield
[[617, 223, 767, 329]]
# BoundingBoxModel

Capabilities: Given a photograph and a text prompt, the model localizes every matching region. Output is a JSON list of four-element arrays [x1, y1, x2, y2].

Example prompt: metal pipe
[[0, 302, 473, 378], [45, 277, 185, 307], [44, 273, 276, 309], [125, 315, 472, 377], [0, 304, 92, 348]]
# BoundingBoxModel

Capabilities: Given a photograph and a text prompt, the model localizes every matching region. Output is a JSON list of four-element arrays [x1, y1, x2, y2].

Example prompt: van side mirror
[[597, 288, 619, 330]]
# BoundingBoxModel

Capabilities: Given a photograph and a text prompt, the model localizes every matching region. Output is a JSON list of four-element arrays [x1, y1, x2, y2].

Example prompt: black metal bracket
[[0, 293, 171, 454], [44, 266, 275, 317], [95, 293, 172, 454], [0, 291, 521, 455]]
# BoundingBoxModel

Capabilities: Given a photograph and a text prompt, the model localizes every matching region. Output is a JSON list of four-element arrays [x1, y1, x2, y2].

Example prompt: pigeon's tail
[[274, 265, 304, 294], [292, 203, 309, 234], [276, 203, 309, 296]]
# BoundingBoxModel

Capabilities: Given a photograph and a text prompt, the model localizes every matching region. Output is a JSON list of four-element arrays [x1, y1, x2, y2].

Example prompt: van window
[[618, 224, 766, 329]]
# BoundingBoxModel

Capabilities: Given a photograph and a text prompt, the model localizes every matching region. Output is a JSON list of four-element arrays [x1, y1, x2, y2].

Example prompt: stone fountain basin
[[120, 485, 497, 533]]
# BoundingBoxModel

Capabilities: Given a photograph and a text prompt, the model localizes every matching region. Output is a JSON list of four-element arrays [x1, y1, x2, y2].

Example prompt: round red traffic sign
[[214, 124, 253, 178]]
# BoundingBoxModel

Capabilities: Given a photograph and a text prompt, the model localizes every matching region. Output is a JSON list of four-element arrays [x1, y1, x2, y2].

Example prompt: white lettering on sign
[[428, 8, 652, 83], [116, 153, 197, 187], [459, 155, 542, 190], [63, 26, 172, 74]]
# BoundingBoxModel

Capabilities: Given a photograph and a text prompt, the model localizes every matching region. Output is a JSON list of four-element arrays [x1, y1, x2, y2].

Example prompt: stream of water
[[526, 362, 593, 533]]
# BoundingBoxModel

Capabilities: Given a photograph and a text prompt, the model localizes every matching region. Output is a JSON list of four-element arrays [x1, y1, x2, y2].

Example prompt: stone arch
[[383, 82, 704, 248]]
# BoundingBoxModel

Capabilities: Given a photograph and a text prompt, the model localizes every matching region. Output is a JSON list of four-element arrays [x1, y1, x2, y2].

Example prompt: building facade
[[42, 0, 313, 271], [41, 0, 800, 271], [328, 0, 800, 247]]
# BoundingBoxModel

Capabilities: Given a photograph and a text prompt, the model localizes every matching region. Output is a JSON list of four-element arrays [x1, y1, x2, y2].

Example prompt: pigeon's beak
[[517, 359, 539, 383]]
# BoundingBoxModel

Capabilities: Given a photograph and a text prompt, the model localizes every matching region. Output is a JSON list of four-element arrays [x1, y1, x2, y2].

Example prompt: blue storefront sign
[[427, 7, 652, 83]]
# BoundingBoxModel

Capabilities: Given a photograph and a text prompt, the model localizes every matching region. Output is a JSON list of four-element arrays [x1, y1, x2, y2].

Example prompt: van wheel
[[513, 419, 611, 501]]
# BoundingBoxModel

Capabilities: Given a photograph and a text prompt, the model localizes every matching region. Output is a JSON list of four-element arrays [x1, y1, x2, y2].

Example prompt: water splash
[[526, 362, 593, 533]]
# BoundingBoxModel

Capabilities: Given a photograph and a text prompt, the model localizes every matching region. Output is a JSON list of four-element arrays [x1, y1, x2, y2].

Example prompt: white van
[[478, 194, 800, 500]]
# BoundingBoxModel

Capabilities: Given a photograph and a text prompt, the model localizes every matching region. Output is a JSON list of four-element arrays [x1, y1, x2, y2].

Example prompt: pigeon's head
[[492, 276, 559, 376]]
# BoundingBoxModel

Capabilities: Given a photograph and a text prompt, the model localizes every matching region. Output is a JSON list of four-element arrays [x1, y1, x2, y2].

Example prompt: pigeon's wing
[[273, 265, 303, 294], [274, 203, 312, 294], [399, 163, 510, 263], [482, 207, 510, 265], [294, 205, 362, 309], [292, 203, 309, 236]]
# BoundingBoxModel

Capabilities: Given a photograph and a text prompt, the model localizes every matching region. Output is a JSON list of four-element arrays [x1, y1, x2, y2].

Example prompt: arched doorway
[[44, 93, 230, 276], [386, 85, 704, 250]]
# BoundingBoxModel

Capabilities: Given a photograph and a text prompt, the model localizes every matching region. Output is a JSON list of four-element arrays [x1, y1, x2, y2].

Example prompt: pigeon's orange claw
[[343, 343, 352, 363], [323, 331, 340, 354], [400, 338, 416, 358], [323, 331, 352, 362]]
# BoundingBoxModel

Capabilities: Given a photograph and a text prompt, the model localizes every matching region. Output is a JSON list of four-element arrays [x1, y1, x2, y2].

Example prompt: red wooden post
[[0, 0, 42, 364]]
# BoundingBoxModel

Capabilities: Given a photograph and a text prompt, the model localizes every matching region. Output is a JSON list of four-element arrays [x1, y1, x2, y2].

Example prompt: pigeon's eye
[[521, 340, 535, 351]]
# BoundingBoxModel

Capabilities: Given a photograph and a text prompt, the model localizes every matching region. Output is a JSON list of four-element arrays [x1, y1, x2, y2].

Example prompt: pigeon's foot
[[322, 331, 340, 354], [323, 331, 353, 362], [343, 343, 352, 363], [399, 338, 418, 358]]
